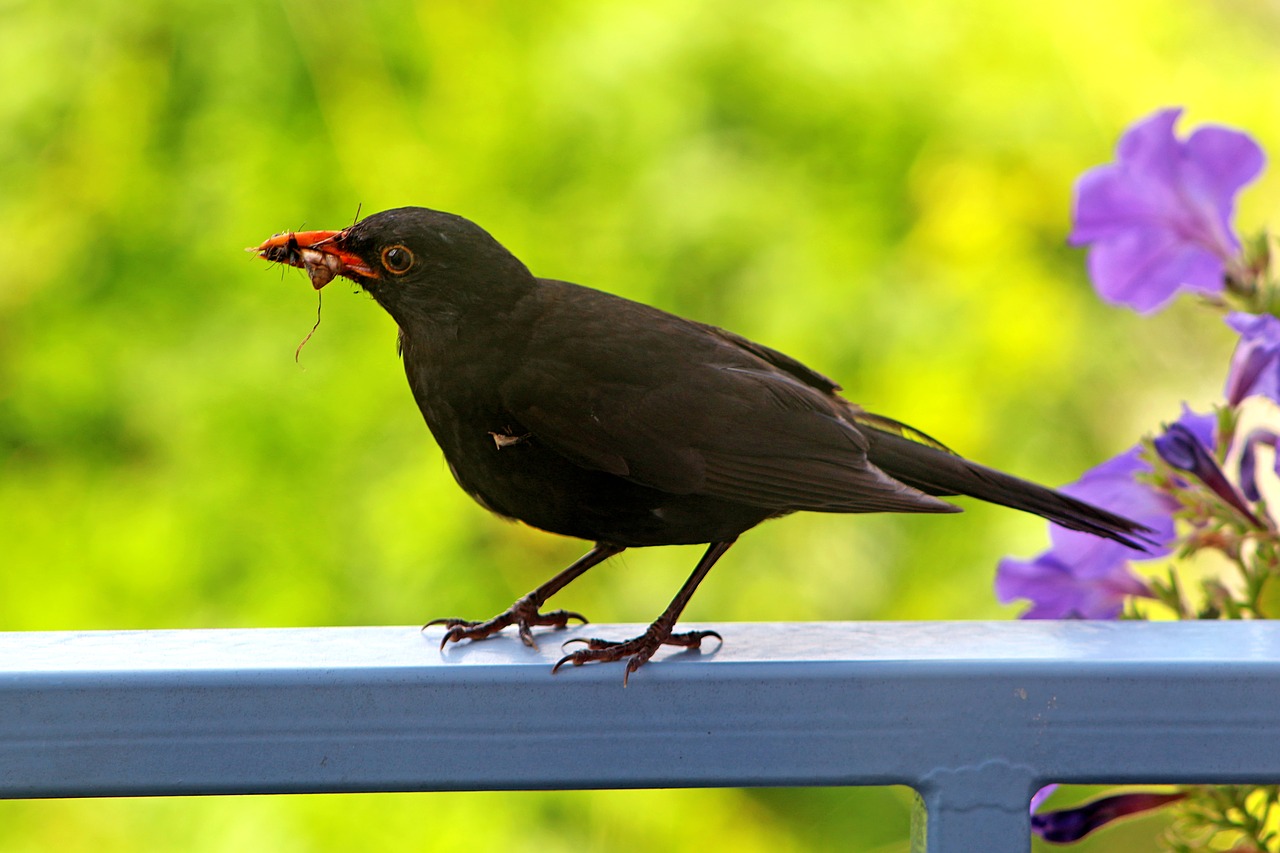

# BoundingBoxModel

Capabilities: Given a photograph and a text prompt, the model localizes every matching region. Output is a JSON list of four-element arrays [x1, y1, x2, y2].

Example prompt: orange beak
[[252, 229, 378, 290]]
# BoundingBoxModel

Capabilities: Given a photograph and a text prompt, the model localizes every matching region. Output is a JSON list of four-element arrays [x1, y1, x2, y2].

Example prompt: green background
[[2, 0, 1278, 850]]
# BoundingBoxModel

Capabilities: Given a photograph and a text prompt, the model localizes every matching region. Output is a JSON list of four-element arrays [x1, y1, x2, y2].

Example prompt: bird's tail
[[861, 424, 1154, 551]]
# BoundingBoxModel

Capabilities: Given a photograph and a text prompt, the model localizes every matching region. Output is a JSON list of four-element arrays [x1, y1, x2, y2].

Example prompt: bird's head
[[253, 207, 535, 326]]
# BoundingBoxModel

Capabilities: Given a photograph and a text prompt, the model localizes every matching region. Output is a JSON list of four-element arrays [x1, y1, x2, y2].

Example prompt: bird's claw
[[552, 628, 723, 685], [423, 598, 588, 650]]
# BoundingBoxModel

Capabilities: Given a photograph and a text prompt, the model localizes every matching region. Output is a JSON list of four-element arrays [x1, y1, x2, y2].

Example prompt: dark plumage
[[256, 207, 1150, 682]]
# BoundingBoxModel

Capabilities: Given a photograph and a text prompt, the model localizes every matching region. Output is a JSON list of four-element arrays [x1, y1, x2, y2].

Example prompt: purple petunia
[[1155, 415, 1262, 527], [995, 446, 1175, 619], [1069, 107, 1264, 313], [1225, 312, 1280, 406], [1030, 784, 1059, 816], [997, 407, 1215, 619], [1239, 429, 1280, 504], [1226, 395, 1280, 522]]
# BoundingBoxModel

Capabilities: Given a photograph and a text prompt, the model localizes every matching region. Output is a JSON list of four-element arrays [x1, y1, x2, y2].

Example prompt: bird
[[254, 206, 1151, 683]]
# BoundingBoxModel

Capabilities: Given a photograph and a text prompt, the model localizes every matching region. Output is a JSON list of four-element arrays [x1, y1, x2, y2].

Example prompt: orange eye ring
[[381, 245, 414, 274]]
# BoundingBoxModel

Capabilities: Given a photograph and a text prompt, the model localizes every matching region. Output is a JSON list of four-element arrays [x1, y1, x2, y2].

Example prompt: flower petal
[[1155, 420, 1260, 525], [1068, 108, 1263, 313], [1069, 168, 1170, 244], [1237, 431, 1276, 502], [1030, 785, 1059, 815], [996, 551, 1148, 619], [996, 426, 1191, 620], [1087, 229, 1224, 312], [1185, 126, 1267, 203], [1115, 107, 1183, 184], [1225, 313, 1280, 406]]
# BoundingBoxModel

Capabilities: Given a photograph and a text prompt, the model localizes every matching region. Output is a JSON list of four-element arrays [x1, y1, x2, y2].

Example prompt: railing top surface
[[6, 620, 1279, 675]]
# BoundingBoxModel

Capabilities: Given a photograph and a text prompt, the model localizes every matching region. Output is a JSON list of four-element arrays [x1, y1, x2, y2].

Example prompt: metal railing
[[3, 621, 1279, 852]]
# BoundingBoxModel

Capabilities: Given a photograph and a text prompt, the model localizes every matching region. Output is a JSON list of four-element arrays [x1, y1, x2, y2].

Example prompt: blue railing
[[3, 621, 1279, 852]]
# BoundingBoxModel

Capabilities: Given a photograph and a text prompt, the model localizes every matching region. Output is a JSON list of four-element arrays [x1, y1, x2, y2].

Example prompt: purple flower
[[1228, 396, 1280, 518], [1225, 312, 1280, 406], [1031, 784, 1059, 815], [996, 447, 1176, 619], [1154, 417, 1262, 526], [1032, 791, 1186, 843], [1238, 429, 1280, 503], [1171, 404, 1218, 450], [1152, 422, 1214, 474], [1069, 107, 1264, 313]]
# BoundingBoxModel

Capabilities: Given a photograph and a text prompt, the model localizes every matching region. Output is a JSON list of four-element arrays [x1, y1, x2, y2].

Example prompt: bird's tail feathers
[[863, 427, 1155, 551]]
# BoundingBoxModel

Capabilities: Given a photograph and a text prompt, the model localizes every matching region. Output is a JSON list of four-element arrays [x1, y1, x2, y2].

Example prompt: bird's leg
[[553, 539, 736, 685], [426, 542, 625, 649]]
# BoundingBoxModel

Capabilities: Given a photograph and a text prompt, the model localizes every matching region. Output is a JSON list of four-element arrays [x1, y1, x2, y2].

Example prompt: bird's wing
[[499, 300, 954, 515], [700, 321, 957, 454], [693, 322, 844, 394]]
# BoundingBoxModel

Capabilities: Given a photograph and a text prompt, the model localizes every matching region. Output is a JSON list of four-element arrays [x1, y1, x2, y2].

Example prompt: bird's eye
[[381, 245, 414, 274]]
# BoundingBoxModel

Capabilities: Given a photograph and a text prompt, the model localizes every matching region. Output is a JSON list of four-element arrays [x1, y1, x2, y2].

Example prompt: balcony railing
[[3, 620, 1279, 852]]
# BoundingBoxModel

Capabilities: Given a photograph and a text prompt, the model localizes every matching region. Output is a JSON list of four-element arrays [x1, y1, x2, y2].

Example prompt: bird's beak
[[251, 229, 378, 290]]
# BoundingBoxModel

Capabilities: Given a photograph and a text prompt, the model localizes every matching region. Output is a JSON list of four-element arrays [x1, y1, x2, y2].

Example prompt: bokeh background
[[3, 0, 1279, 850]]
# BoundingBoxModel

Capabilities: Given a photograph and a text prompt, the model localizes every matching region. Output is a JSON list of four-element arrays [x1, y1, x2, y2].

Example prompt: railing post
[[912, 761, 1036, 853]]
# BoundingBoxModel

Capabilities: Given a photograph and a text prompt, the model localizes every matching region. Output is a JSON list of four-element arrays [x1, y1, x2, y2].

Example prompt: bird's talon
[[438, 625, 469, 650], [551, 653, 582, 674], [680, 629, 723, 648], [549, 626, 720, 682], [424, 602, 593, 650]]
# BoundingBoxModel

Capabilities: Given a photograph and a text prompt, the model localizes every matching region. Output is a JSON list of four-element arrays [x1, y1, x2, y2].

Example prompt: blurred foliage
[[1, 0, 1278, 850]]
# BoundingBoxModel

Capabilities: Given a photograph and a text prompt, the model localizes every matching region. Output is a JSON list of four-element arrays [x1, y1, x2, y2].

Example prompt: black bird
[[255, 207, 1150, 682]]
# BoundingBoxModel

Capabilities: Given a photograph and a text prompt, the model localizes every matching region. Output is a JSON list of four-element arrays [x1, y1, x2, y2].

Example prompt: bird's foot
[[425, 594, 588, 650], [552, 626, 723, 685]]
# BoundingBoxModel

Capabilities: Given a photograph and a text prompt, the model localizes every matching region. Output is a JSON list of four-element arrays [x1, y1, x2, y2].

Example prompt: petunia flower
[[1225, 312, 1280, 406], [995, 446, 1176, 619], [1030, 784, 1059, 816], [1069, 107, 1264, 313], [1154, 418, 1262, 527], [1226, 396, 1280, 523], [1238, 429, 1279, 503]]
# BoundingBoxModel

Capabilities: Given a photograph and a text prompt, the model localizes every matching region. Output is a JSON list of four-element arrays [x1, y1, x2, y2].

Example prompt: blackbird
[[255, 207, 1150, 682]]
